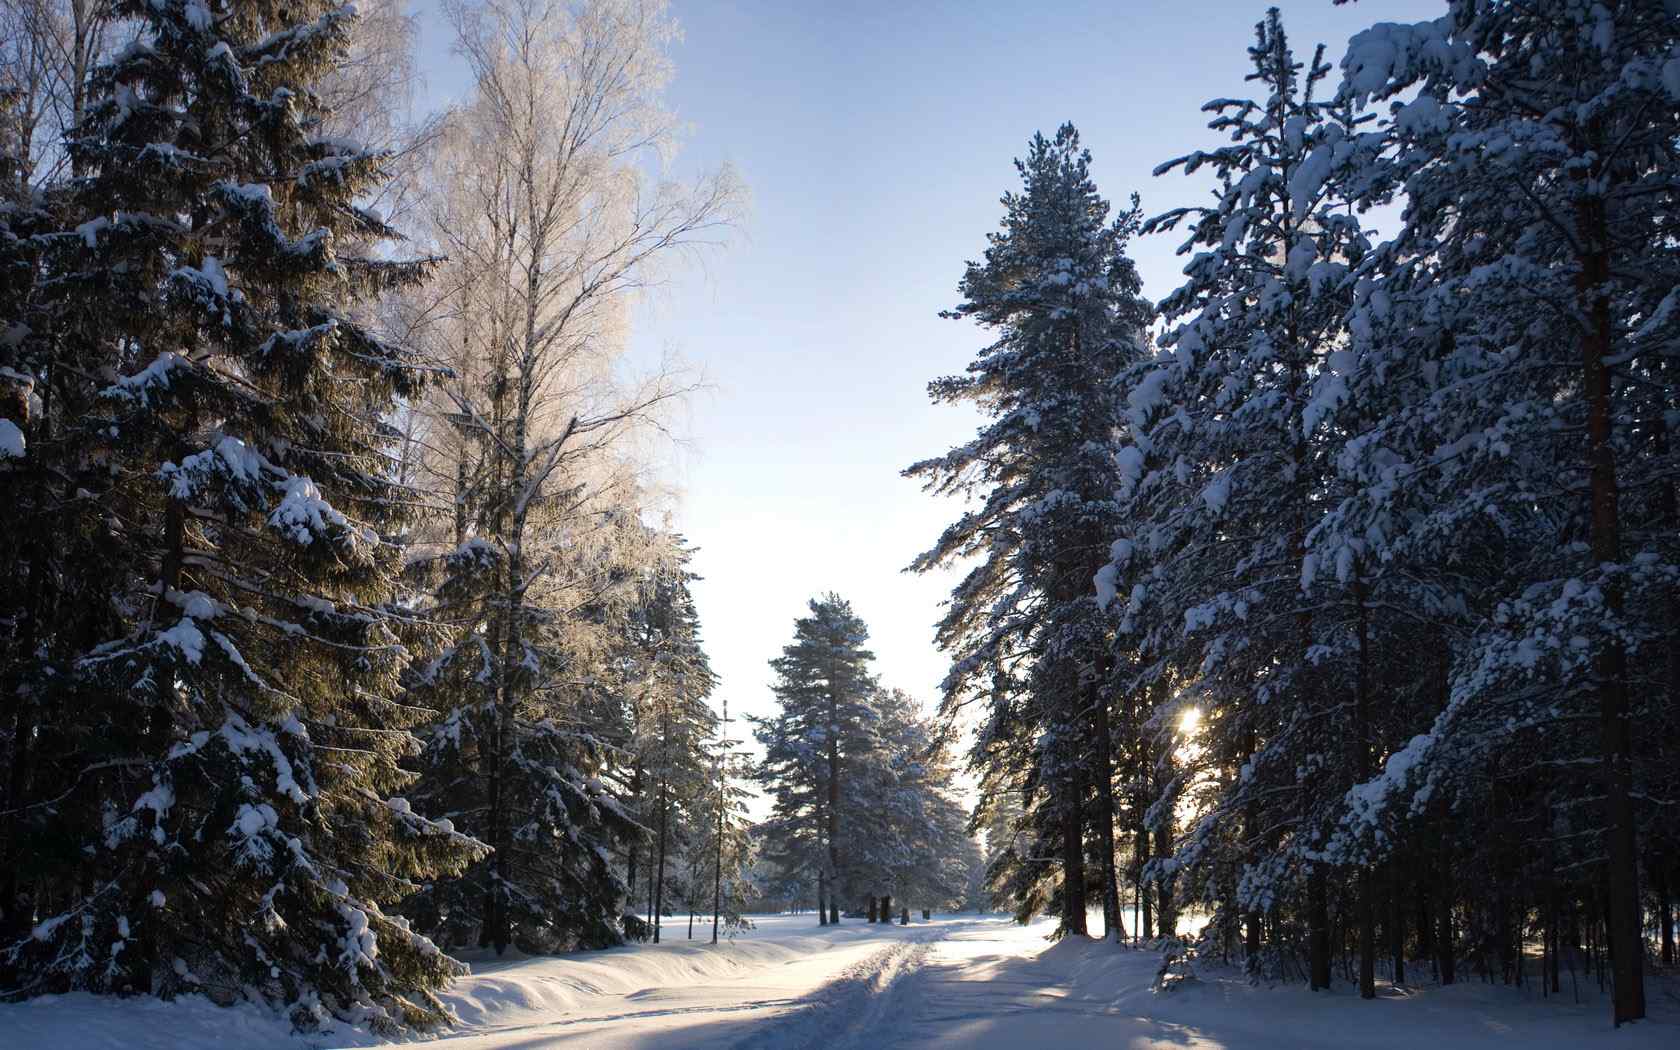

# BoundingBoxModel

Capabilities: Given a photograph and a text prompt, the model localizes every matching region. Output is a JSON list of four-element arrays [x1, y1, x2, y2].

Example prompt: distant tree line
[[751, 594, 980, 923]]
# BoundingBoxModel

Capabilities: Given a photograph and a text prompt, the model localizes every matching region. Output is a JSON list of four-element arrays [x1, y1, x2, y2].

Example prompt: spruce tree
[[0, 85, 66, 976], [6, 0, 482, 1028], [854, 688, 980, 914], [701, 697, 756, 943], [751, 594, 880, 923], [401, 513, 649, 955]]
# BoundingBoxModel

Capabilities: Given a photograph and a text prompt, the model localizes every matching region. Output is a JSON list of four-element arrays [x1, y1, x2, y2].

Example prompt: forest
[[0, 0, 1677, 1044], [905, 2, 1679, 1029]]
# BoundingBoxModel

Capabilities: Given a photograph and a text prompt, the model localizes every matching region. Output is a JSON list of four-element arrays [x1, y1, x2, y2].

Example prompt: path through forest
[[394, 915, 1680, 1049], [7, 914, 1676, 1048]]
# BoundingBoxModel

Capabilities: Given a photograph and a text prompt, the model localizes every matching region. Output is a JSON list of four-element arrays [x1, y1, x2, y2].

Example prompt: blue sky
[[409, 0, 1436, 761]]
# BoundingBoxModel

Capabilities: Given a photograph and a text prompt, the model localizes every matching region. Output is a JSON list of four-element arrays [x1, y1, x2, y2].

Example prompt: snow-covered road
[[7, 914, 1677, 1048], [426, 916, 967, 1049], [409, 914, 1680, 1050]]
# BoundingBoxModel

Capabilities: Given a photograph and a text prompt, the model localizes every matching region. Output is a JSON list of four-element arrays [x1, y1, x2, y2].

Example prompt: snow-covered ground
[[5, 914, 1676, 1049]]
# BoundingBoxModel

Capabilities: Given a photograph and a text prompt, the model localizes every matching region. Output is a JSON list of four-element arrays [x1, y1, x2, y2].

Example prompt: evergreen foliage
[[0, 0, 727, 1030], [1, 0, 484, 1028], [752, 596, 977, 919], [907, 122, 1152, 939], [912, 3, 1679, 1027]]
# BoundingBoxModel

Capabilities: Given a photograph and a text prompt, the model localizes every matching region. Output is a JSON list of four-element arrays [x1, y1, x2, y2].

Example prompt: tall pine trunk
[[1137, 820, 1153, 939], [1242, 729, 1262, 967], [1389, 859, 1406, 986], [817, 810, 829, 927], [826, 673, 841, 926], [1657, 858, 1675, 968], [1092, 684, 1123, 944], [480, 312, 512, 954], [653, 764, 669, 942], [712, 703, 726, 946], [1577, 187, 1644, 1025], [1061, 755, 1088, 937], [1355, 572, 1375, 999], [1309, 865, 1331, 991], [1154, 820, 1176, 940], [1436, 845, 1455, 986]]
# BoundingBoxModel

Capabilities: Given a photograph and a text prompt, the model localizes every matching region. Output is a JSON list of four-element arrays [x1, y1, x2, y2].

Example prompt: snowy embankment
[[0, 915, 930, 1049], [4, 914, 1676, 1049], [919, 927, 1680, 1050]]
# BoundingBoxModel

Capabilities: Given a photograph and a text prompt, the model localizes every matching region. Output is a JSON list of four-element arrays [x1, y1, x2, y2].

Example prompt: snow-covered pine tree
[[908, 122, 1151, 940], [400, 508, 650, 955], [850, 688, 980, 916], [751, 594, 881, 924], [1320, 0, 1680, 1023], [684, 695, 754, 943], [1103, 11, 1373, 984], [6, 0, 485, 1028], [0, 83, 63, 975], [623, 538, 719, 943]]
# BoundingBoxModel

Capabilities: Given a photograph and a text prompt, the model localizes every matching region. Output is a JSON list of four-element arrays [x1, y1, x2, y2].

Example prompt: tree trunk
[[881, 894, 892, 924], [1137, 821, 1153, 939], [824, 653, 845, 928], [1658, 858, 1675, 968], [1092, 685, 1124, 944], [482, 319, 518, 956], [1355, 574, 1375, 999], [1390, 859, 1406, 986], [653, 773, 669, 944], [868, 897, 878, 923], [1417, 879, 1434, 964], [646, 845, 657, 930], [712, 702, 726, 946], [1577, 176, 1644, 1027], [1548, 886, 1562, 994], [1437, 851, 1455, 986], [481, 761, 501, 950], [1309, 865, 1331, 991], [627, 764, 644, 920], [1154, 820, 1176, 940], [1243, 732, 1262, 967], [1655, 377, 1680, 975], [1062, 759, 1088, 937], [817, 870, 827, 927]]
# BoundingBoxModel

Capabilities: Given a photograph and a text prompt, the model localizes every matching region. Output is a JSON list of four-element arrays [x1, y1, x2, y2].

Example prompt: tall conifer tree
[[5, 0, 483, 1028], [908, 123, 1150, 939]]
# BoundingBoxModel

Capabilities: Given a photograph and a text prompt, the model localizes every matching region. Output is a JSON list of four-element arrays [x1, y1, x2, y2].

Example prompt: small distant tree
[[752, 594, 879, 924]]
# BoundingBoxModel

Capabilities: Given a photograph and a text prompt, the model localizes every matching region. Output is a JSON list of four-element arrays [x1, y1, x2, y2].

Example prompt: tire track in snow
[[428, 995, 803, 1043], [730, 928, 945, 1050]]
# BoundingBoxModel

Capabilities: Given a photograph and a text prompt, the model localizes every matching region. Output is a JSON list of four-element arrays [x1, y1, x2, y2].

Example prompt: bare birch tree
[[399, 0, 740, 953]]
